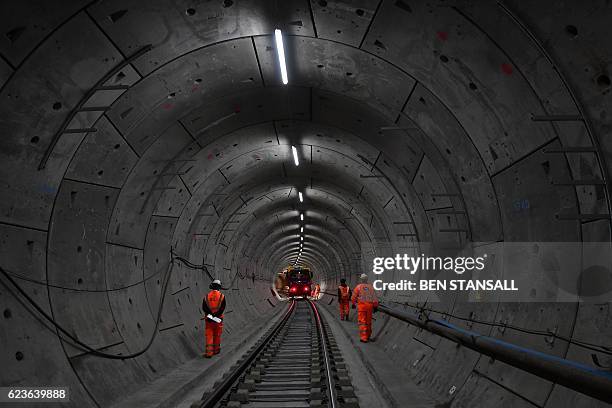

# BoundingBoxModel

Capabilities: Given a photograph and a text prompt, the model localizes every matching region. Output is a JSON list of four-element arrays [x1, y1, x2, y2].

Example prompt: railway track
[[191, 299, 359, 408]]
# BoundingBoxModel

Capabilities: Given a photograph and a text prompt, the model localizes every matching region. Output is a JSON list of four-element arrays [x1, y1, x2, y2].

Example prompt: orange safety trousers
[[205, 320, 223, 357], [339, 300, 350, 320], [357, 302, 374, 341], [338, 285, 350, 320]]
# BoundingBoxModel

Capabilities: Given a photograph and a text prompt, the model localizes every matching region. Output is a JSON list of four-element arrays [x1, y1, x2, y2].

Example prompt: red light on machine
[[290, 286, 297, 293], [303, 285, 310, 292]]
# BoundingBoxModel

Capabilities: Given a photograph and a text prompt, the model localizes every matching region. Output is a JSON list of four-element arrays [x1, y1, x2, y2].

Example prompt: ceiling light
[[301, 236, 304, 241], [274, 29, 288, 85], [299, 192, 303, 202], [300, 227, 304, 233], [300, 213, 304, 221], [292, 145, 299, 166]]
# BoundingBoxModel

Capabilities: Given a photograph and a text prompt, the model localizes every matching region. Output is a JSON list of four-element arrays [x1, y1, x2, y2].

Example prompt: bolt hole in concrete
[[597, 74, 610, 88], [469, 82, 477, 90], [565, 24, 578, 37], [440, 55, 449, 63], [30, 136, 39, 144], [52, 101, 61, 110], [356, 9, 364, 16], [223, 0, 233, 7], [15, 352, 23, 361], [3, 309, 11, 318], [77, 278, 83, 284], [186, 8, 196, 16]]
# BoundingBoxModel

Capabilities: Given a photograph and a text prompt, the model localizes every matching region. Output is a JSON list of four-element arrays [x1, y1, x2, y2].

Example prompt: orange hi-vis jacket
[[205, 290, 225, 318], [351, 283, 379, 310], [338, 285, 350, 302]]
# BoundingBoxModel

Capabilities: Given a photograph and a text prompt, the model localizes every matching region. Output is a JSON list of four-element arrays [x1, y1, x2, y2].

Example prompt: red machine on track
[[286, 266, 312, 298]]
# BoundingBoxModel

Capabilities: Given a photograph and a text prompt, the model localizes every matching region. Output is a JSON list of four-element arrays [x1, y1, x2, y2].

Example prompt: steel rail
[[309, 299, 338, 408], [196, 299, 296, 408]]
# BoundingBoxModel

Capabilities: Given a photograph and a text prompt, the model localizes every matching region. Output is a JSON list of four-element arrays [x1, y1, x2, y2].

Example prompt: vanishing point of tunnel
[[1, 1, 612, 407]]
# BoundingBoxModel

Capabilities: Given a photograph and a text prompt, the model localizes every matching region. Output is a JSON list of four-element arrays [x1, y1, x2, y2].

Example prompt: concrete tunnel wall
[[0, 1, 611, 407]]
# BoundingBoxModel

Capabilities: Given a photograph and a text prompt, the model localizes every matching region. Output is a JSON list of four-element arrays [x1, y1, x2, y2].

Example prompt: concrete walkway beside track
[[111, 304, 287, 408], [319, 300, 438, 408]]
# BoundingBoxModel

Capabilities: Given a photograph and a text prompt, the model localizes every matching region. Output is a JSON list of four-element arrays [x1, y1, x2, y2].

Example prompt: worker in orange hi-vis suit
[[202, 279, 226, 358], [312, 283, 321, 298], [351, 273, 379, 342], [337, 278, 351, 320]]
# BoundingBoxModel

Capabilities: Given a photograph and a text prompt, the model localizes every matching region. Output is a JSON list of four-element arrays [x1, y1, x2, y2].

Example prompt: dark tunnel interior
[[1, 1, 612, 407]]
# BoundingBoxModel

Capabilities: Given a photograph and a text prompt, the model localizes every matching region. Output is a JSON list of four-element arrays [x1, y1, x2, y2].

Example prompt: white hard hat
[[212, 279, 221, 285], [360, 273, 368, 282]]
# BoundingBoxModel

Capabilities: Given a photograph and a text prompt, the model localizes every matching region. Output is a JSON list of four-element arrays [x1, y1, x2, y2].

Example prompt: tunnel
[[1, 1, 612, 407]]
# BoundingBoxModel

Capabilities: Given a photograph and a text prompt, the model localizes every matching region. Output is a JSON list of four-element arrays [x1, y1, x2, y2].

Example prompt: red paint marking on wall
[[162, 103, 173, 110], [501, 63, 513, 75], [207, 153, 214, 160], [191, 85, 200, 92], [436, 31, 449, 41]]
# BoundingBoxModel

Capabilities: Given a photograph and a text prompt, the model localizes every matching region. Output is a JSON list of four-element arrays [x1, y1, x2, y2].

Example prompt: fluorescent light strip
[[292, 146, 299, 166], [274, 29, 288, 85], [300, 214, 304, 221], [300, 227, 304, 233], [299, 192, 303, 202]]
